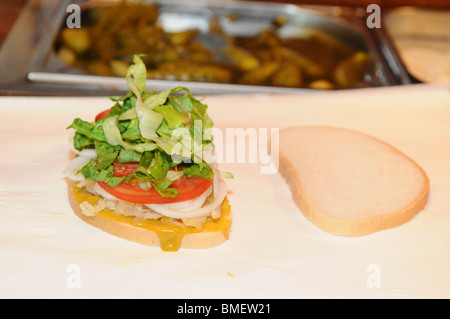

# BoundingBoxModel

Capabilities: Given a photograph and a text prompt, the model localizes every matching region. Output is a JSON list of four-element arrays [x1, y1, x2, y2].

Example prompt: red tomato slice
[[95, 108, 111, 121], [113, 162, 140, 177], [98, 175, 212, 204]]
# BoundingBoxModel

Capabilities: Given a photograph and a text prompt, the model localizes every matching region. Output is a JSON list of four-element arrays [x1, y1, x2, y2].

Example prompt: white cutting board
[[0, 83, 449, 298]]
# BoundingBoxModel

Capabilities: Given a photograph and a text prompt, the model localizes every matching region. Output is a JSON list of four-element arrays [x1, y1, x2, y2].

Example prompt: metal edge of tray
[[365, 23, 415, 85], [26, 72, 316, 95]]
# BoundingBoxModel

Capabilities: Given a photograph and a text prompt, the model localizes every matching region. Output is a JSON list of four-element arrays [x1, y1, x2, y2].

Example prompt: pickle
[[61, 28, 90, 54], [110, 60, 131, 77], [308, 79, 334, 90], [167, 30, 199, 46], [239, 62, 279, 85], [271, 63, 302, 87], [333, 51, 375, 88], [225, 46, 260, 71]]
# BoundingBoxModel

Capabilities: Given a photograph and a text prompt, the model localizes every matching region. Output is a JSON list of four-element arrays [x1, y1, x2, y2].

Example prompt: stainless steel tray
[[0, 0, 412, 96]]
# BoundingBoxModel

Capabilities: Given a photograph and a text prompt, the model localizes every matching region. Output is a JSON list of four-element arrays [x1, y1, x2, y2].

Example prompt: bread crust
[[278, 126, 430, 236], [68, 183, 231, 250]]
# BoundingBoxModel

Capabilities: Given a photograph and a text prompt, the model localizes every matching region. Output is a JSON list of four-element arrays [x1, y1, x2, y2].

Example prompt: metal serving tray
[[0, 0, 412, 96]]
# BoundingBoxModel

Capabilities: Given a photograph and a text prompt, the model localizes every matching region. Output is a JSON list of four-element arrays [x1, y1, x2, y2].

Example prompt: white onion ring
[[69, 135, 97, 159], [64, 156, 92, 181], [213, 169, 220, 200], [145, 186, 212, 213], [77, 148, 98, 159], [144, 176, 228, 219], [94, 183, 121, 201], [69, 160, 228, 220]]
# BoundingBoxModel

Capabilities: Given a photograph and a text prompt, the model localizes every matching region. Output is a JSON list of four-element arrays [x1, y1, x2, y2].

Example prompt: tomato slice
[[95, 108, 111, 121], [98, 175, 212, 204], [113, 162, 140, 177]]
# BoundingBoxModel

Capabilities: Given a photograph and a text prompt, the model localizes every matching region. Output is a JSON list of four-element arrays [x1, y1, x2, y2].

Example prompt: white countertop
[[0, 83, 449, 298]]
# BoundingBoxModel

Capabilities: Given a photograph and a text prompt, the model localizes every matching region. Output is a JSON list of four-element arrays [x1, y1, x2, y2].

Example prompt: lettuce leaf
[[94, 140, 119, 170], [73, 132, 94, 151], [121, 117, 141, 140], [153, 104, 188, 130], [67, 118, 106, 142], [117, 149, 142, 164], [102, 115, 158, 153], [148, 151, 172, 181], [181, 163, 214, 180], [79, 161, 134, 187], [126, 55, 164, 140]]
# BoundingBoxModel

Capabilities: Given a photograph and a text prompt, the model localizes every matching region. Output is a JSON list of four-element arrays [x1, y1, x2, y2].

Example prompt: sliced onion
[[77, 148, 98, 159], [69, 135, 98, 159], [213, 169, 220, 200], [145, 186, 212, 213], [93, 183, 121, 201], [144, 176, 228, 219], [64, 156, 92, 181], [71, 169, 228, 220]]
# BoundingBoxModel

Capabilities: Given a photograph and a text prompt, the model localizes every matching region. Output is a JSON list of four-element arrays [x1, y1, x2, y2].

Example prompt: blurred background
[[0, 0, 448, 96]]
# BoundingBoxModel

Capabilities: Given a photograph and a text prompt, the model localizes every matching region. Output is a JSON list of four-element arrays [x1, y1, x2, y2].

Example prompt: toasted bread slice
[[278, 126, 429, 236]]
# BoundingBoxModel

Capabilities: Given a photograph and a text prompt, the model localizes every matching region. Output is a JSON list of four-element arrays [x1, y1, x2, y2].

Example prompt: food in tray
[[64, 55, 232, 251], [54, 2, 375, 90], [278, 126, 429, 236]]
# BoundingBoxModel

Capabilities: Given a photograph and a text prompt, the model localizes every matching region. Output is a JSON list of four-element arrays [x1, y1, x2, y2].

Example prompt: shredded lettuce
[[79, 161, 135, 187], [94, 140, 119, 170], [67, 54, 231, 197], [166, 169, 184, 182], [102, 115, 125, 147], [153, 104, 188, 129], [67, 118, 107, 142], [117, 149, 142, 164], [181, 163, 214, 180], [148, 151, 171, 181], [135, 104, 163, 141], [126, 55, 164, 140], [73, 132, 94, 151], [103, 115, 158, 153]]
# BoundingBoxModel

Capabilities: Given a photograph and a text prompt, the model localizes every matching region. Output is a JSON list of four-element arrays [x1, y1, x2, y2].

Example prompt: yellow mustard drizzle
[[73, 186, 231, 251]]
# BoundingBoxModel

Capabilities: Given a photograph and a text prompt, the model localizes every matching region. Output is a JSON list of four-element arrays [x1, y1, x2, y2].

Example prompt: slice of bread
[[68, 183, 231, 251], [278, 126, 429, 236]]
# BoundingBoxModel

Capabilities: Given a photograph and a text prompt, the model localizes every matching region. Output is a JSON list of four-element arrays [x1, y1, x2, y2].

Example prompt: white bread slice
[[278, 126, 429, 236], [67, 183, 231, 251]]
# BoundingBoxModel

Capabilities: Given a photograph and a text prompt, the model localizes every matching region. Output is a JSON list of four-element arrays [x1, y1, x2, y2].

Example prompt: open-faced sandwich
[[64, 55, 232, 251]]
